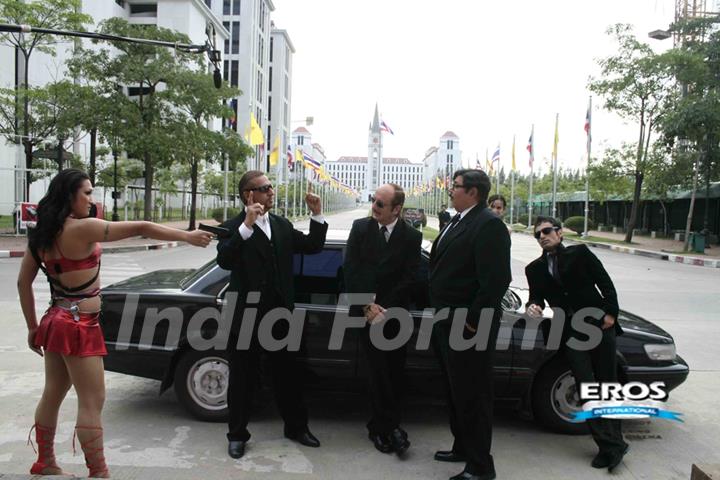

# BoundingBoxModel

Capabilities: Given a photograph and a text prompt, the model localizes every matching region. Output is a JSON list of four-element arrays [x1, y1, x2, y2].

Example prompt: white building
[[0, 0, 228, 215], [422, 131, 462, 183], [266, 25, 294, 179], [209, 0, 274, 170], [326, 156, 423, 199]]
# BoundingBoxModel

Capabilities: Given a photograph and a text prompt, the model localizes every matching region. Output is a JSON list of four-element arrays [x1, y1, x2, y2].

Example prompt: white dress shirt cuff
[[310, 214, 326, 225], [238, 222, 254, 240]]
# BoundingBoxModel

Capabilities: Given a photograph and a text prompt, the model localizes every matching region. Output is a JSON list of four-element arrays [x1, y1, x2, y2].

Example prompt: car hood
[[102, 269, 194, 292]]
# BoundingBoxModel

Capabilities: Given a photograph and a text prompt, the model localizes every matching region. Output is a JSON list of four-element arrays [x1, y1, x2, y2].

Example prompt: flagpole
[[583, 96, 592, 238], [551, 113, 559, 218], [511, 169, 515, 224], [528, 124, 535, 229], [283, 150, 289, 217], [496, 143, 500, 196]]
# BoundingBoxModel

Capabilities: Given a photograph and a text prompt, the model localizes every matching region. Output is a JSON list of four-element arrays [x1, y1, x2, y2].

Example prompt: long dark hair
[[28, 169, 91, 253]]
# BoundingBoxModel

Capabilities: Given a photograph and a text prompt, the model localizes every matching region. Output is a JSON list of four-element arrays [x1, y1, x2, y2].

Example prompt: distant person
[[525, 216, 628, 472], [344, 183, 421, 456], [488, 194, 506, 218], [438, 204, 451, 230], [18, 169, 212, 478], [216, 171, 328, 459]]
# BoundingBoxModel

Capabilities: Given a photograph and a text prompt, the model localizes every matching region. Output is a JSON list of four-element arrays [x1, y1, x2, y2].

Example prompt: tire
[[173, 350, 230, 422], [531, 357, 588, 435]]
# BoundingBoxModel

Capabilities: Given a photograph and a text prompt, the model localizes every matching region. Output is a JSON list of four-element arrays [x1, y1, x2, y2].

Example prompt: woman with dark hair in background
[[17, 169, 213, 478]]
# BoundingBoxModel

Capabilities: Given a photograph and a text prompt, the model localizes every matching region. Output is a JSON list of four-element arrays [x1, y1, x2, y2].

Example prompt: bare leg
[[30, 351, 71, 475], [63, 355, 109, 478]]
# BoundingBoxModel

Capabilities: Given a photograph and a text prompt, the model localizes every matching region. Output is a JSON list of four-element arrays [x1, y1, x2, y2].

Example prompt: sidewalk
[[0, 219, 218, 258]]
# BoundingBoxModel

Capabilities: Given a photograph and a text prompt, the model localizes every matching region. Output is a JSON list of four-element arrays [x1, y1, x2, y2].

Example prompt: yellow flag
[[249, 112, 264, 146], [512, 135, 516, 171], [295, 148, 304, 165], [269, 135, 280, 166]]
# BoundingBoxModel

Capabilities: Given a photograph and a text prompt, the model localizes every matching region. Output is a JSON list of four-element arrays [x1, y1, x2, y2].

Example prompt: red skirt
[[33, 306, 107, 357]]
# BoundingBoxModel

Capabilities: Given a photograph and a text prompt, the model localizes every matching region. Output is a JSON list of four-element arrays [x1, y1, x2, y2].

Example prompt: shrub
[[563, 216, 594, 234], [211, 207, 241, 223]]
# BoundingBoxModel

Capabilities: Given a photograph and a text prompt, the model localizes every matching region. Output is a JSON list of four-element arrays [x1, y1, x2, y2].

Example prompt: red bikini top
[[43, 242, 102, 274]]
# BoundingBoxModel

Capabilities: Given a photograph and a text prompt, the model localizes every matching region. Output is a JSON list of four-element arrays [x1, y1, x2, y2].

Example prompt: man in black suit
[[429, 169, 511, 480], [525, 216, 628, 472], [216, 170, 328, 459], [344, 183, 422, 456], [438, 204, 451, 230]]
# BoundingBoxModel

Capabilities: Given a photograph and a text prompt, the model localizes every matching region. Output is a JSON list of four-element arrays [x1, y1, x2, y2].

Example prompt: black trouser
[[563, 326, 627, 455], [431, 312, 500, 476], [360, 321, 407, 436], [226, 296, 308, 442]]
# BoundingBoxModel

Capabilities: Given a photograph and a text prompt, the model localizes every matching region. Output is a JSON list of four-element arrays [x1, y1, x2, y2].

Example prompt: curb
[[512, 229, 720, 269], [0, 241, 186, 259]]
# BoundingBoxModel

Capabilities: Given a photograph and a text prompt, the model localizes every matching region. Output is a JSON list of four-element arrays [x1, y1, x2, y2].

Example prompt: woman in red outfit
[[17, 169, 213, 478]]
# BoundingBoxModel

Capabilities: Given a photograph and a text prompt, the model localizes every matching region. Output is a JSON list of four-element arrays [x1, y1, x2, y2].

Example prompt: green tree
[[589, 24, 676, 243], [0, 0, 92, 198]]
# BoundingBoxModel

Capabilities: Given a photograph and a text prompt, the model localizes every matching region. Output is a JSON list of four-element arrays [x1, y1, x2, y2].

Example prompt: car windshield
[[178, 259, 217, 290]]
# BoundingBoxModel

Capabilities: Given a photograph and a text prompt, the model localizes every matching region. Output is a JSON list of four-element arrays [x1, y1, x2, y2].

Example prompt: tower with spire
[[366, 103, 383, 198]]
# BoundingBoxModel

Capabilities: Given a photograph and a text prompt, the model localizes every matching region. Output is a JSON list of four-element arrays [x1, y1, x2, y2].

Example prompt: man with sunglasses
[[429, 169, 511, 480], [216, 170, 328, 459], [525, 216, 628, 472], [343, 183, 422, 456]]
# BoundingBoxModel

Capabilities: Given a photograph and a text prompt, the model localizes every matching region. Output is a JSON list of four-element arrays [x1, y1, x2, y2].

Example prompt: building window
[[223, 0, 231, 15], [231, 21, 240, 54], [223, 60, 229, 82], [269, 36, 274, 62], [268, 67, 272, 92], [267, 96, 272, 120], [447, 140, 454, 149], [223, 21, 230, 54], [129, 3, 157, 17], [115, 0, 125, 7], [297, 136, 304, 146], [233, 0, 241, 15], [230, 60, 239, 87]]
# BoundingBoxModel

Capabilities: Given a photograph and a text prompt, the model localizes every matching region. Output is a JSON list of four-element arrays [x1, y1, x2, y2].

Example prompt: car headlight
[[643, 343, 676, 361]]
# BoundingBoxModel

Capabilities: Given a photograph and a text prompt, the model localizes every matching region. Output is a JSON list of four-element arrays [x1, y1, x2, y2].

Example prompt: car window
[[294, 247, 344, 306]]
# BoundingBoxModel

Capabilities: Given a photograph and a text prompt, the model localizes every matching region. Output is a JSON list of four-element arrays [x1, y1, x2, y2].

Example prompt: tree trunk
[[24, 140, 33, 200], [659, 200, 669, 236], [624, 172, 644, 243], [56, 138, 64, 172], [683, 150, 702, 251], [188, 159, 198, 230], [89, 127, 97, 185], [143, 152, 153, 221]]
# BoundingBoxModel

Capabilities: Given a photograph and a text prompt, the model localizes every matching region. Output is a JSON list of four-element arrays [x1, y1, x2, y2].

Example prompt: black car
[[99, 232, 689, 434]]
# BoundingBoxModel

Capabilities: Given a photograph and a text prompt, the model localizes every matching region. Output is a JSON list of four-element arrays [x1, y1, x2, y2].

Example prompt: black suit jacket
[[438, 210, 451, 230], [428, 205, 512, 328], [525, 243, 623, 335], [216, 211, 328, 326], [343, 217, 422, 316]]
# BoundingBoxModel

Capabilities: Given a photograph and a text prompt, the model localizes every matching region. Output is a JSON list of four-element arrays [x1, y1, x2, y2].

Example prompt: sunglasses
[[245, 183, 273, 193], [371, 196, 387, 209], [534, 226, 560, 239]]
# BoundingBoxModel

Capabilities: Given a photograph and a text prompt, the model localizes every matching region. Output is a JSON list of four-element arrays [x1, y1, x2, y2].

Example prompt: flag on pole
[[287, 145, 294, 171], [491, 144, 500, 170], [475, 154, 482, 170], [269, 135, 280, 166], [527, 129, 534, 167], [248, 112, 264, 146], [511, 135, 516, 171], [380, 120, 394, 135], [295, 148, 304, 168]]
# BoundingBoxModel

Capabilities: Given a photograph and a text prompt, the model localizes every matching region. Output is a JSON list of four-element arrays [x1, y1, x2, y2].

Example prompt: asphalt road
[[0, 208, 717, 479]]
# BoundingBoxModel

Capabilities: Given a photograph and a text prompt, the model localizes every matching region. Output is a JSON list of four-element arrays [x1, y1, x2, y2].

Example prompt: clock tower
[[366, 103, 383, 199]]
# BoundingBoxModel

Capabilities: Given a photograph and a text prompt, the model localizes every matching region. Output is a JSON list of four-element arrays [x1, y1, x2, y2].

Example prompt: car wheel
[[532, 357, 588, 435], [174, 350, 229, 422]]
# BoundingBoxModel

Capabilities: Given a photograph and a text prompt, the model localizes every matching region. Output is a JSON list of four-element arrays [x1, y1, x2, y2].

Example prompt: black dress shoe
[[449, 471, 496, 480], [607, 444, 629, 472], [228, 440, 246, 459], [388, 428, 410, 455], [591, 452, 610, 468], [285, 428, 321, 448], [434, 450, 466, 463], [368, 433, 393, 453]]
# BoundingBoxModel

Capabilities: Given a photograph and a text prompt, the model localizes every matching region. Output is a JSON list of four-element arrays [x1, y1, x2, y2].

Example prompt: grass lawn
[[423, 226, 439, 241], [0, 216, 14, 229]]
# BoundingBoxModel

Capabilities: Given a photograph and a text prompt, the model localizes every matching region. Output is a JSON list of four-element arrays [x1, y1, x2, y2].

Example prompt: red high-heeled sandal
[[73, 425, 110, 478], [27, 423, 65, 475]]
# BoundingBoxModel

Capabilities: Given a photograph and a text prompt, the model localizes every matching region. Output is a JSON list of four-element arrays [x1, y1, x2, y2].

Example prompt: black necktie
[[439, 214, 461, 245], [549, 252, 561, 283], [380, 225, 388, 243]]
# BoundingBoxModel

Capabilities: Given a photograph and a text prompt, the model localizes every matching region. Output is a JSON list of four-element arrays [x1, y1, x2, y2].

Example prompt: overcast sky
[[270, 0, 679, 175]]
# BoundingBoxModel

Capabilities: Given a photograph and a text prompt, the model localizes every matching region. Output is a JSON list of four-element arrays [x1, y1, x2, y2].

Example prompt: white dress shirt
[[378, 217, 399, 242], [437, 203, 477, 244], [238, 208, 325, 241]]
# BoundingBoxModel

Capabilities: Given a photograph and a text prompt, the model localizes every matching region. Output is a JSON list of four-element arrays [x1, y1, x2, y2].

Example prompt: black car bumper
[[622, 355, 689, 392]]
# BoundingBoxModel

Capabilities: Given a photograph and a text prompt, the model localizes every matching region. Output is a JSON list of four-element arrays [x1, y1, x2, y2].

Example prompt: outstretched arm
[[72, 218, 212, 247]]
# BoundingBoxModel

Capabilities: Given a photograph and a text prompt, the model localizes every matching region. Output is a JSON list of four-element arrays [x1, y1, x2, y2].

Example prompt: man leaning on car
[[525, 216, 629, 472], [216, 170, 328, 459]]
